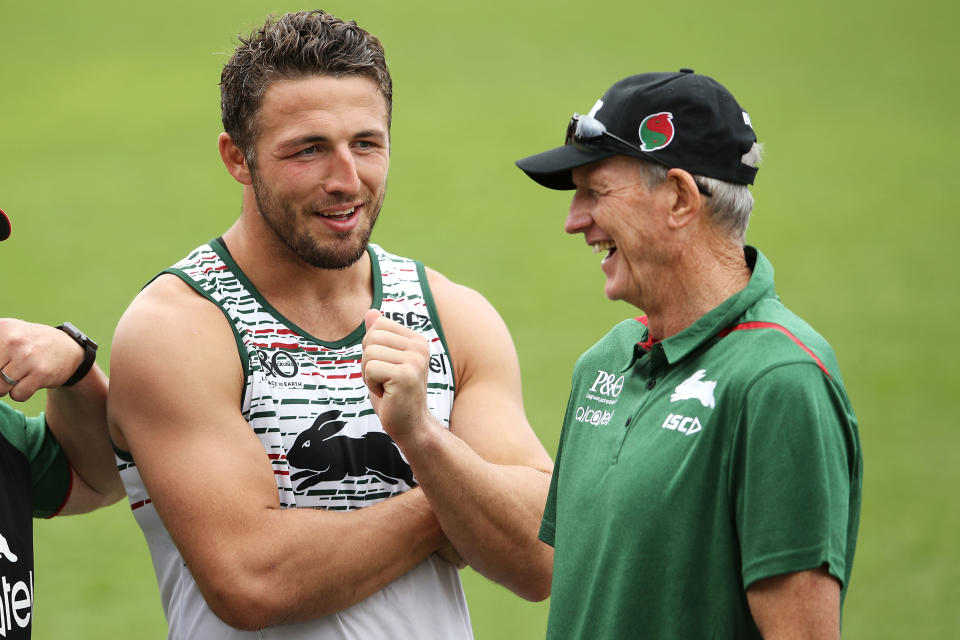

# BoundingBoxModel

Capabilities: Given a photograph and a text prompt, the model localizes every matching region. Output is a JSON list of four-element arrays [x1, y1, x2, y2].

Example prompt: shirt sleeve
[[0, 403, 72, 518], [729, 362, 859, 590], [539, 388, 578, 548]]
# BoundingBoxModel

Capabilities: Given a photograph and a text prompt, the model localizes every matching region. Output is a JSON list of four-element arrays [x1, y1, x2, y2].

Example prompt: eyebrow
[[284, 130, 387, 148]]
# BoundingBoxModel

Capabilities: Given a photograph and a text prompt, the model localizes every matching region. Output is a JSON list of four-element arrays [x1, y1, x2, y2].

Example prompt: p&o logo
[[589, 369, 624, 399]]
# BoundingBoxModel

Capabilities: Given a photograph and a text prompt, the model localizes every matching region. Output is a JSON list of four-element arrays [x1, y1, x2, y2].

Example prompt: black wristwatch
[[56, 322, 98, 386]]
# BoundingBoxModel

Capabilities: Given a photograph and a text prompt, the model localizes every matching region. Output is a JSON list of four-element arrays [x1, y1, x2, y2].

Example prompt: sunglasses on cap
[[564, 113, 712, 197]]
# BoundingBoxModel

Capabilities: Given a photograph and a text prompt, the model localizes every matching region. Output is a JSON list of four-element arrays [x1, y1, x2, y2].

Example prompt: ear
[[218, 132, 253, 185], [664, 168, 704, 231]]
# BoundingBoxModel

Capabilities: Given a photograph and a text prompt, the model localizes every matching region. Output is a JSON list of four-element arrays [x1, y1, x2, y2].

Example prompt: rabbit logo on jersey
[[287, 410, 415, 495], [0, 531, 33, 636]]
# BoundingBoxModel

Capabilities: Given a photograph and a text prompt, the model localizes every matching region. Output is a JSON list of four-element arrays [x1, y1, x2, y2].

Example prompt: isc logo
[[661, 413, 703, 436], [589, 370, 625, 398]]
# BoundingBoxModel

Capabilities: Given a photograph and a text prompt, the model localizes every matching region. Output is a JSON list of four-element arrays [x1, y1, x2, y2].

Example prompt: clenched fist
[[361, 309, 439, 446]]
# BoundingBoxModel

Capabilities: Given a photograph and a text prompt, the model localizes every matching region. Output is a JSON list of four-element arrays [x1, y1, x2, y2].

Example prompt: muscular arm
[[746, 567, 841, 639], [0, 318, 122, 514], [108, 276, 447, 630], [362, 271, 554, 601]]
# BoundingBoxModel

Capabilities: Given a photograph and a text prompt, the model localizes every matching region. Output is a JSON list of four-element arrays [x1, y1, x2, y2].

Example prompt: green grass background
[[1, 0, 957, 637]]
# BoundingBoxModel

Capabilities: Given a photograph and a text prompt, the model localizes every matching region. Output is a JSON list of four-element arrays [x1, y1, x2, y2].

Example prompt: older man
[[516, 70, 862, 639]]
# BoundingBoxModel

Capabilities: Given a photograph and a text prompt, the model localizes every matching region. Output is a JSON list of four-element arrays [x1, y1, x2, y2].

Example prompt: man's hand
[[361, 309, 439, 445], [435, 538, 467, 570], [0, 318, 84, 401]]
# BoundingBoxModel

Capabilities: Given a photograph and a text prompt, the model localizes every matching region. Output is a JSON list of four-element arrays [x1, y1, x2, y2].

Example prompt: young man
[[1, 207, 124, 639], [108, 11, 553, 638], [516, 70, 862, 639]]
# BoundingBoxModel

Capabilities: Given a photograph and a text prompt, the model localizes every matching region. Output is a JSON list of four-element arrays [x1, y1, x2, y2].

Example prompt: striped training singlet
[[116, 239, 472, 640]]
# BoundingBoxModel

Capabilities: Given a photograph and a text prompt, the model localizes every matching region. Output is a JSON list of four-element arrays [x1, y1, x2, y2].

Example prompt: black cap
[[0, 208, 9, 242], [516, 69, 758, 190]]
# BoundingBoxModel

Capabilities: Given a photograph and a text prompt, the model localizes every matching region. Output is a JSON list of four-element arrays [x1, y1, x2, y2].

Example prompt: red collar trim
[[717, 321, 831, 378], [635, 315, 658, 351]]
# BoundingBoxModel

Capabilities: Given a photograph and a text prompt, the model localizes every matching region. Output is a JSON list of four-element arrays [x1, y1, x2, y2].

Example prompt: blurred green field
[[2, 0, 957, 637]]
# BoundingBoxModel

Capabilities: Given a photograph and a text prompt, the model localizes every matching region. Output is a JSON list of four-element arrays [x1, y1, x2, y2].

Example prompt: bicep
[[108, 280, 279, 568], [430, 273, 552, 470]]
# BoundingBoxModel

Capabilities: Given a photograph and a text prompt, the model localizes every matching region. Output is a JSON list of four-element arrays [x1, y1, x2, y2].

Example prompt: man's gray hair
[[638, 143, 763, 245]]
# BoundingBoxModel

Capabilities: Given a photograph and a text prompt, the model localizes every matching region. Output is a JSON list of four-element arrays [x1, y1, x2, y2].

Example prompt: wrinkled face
[[248, 75, 390, 269], [566, 156, 672, 308]]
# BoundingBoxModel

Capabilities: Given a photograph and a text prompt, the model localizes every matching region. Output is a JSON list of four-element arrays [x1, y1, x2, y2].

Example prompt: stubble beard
[[251, 170, 383, 270]]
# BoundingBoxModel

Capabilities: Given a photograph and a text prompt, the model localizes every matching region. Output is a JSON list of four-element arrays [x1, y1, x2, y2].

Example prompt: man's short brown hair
[[220, 10, 392, 165]]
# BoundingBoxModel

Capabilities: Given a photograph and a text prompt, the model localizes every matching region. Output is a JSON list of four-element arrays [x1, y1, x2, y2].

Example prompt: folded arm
[[362, 270, 554, 601], [108, 276, 448, 630]]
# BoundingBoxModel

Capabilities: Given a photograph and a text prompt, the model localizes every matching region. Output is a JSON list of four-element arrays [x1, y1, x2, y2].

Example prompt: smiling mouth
[[591, 240, 617, 261], [317, 206, 357, 221]]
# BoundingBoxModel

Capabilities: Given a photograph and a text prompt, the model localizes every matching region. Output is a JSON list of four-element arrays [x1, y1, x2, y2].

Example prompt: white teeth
[[321, 207, 356, 218], [591, 240, 616, 254]]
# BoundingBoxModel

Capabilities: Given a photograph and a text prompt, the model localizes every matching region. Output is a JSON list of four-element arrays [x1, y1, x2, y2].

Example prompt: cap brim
[[0, 208, 10, 242], [515, 144, 614, 190]]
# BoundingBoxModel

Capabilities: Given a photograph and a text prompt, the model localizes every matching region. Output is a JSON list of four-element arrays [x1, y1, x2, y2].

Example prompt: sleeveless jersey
[[116, 239, 472, 639]]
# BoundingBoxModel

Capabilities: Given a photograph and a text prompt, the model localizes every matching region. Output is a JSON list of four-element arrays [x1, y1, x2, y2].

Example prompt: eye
[[298, 146, 318, 157]]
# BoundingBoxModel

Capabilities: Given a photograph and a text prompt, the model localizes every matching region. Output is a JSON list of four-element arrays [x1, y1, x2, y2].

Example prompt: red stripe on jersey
[[200, 265, 229, 275], [131, 498, 153, 511], [718, 321, 831, 377], [254, 328, 298, 336]]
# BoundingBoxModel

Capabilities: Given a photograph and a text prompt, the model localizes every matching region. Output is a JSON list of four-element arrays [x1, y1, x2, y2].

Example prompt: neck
[[643, 239, 750, 342], [221, 208, 374, 341]]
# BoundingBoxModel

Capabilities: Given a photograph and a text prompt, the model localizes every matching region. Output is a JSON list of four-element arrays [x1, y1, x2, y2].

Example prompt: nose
[[564, 191, 593, 235], [323, 145, 362, 195]]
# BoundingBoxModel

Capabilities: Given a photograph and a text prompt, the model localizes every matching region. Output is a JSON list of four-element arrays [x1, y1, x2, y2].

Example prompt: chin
[[603, 281, 625, 302]]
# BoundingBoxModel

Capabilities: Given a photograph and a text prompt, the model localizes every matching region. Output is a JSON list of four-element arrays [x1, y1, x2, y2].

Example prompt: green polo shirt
[[1, 402, 71, 518], [541, 247, 862, 639]]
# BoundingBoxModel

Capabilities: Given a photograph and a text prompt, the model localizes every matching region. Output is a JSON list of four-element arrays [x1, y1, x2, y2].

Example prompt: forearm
[[191, 487, 446, 629], [395, 425, 553, 601], [45, 364, 123, 507]]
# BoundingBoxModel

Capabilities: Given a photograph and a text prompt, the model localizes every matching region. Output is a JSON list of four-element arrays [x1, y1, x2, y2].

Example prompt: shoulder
[[725, 298, 843, 382], [112, 274, 243, 393], [424, 267, 495, 315], [109, 275, 246, 446], [424, 267, 515, 347], [116, 274, 231, 347], [422, 267, 517, 383]]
